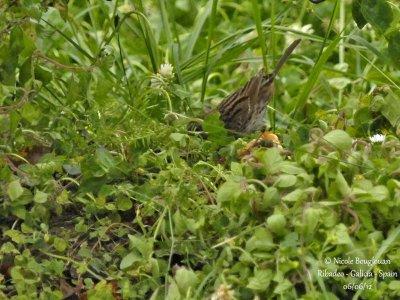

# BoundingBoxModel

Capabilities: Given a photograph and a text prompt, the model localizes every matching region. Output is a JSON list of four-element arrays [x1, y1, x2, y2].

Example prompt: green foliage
[[203, 112, 233, 147], [323, 129, 353, 151], [360, 0, 393, 32], [1, 0, 400, 299], [352, 0, 400, 67]]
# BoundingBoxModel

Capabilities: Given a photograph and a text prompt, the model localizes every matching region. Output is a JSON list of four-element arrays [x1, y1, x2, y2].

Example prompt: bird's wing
[[243, 72, 264, 105], [219, 73, 264, 112]]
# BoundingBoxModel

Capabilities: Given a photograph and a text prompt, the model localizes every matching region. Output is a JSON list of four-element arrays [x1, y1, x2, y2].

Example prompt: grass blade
[[316, 0, 340, 60], [40, 18, 94, 61], [200, 0, 219, 103], [133, 0, 160, 73], [158, 0, 184, 85], [292, 34, 342, 117], [251, 0, 268, 71], [270, 0, 277, 130], [353, 225, 400, 300], [184, 2, 212, 61]]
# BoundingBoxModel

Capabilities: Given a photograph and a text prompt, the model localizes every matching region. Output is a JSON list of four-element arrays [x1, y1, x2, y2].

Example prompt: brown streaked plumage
[[218, 39, 301, 133]]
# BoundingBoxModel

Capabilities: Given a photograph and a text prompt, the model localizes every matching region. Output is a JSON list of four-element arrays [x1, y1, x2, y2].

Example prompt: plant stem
[[251, 0, 268, 72], [338, 0, 345, 108], [200, 0, 219, 103]]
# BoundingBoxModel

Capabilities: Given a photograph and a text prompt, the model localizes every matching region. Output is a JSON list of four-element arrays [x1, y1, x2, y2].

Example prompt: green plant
[[1, 0, 400, 299]]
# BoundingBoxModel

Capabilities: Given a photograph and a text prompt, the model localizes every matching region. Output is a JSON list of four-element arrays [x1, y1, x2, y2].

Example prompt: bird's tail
[[271, 39, 301, 78]]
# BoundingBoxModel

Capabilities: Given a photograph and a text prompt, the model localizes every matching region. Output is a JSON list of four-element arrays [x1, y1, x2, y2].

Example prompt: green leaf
[[262, 187, 280, 209], [355, 185, 389, 202], [105, 203, 116, 211], [350, 34, 390, 64], [21, 102, 41, 125], [203, 112, 232, 146], [173, 211, 187, 235], [63, 164, 81, 176], [273, 279, 292, 294], [11, 207, 27, 219], [247, 269, 273, 291], [303, 208, 322, 238], [357, 205, 375, 230], [34, 190, 48, 204], [282, 189, 306, 202], [369, 185, 389, 201], [175, 268, 198, 295], [352, 0, 368, 28], [56, 190, 69, 205], [388, 31, 400, 68], [66, 75, 82, 104], [87, 280, 115, 300], [266, 214, 287, 235], [217, 180, 244, 204], [170, 133, 188, 147], [96, 147, 116, 173], [361, 0, 393, 32], [257, 148, 282, 174], [336, 171, 351, 197], [328, 224, 353, 245], [388, 281, 400, 291], [184, 1, 212, 60], [10, 26, 24, 54], [128, 234, 153, 258], [166, 280, 182, 300], [381, 91, 400, 127], [0, 242, 19, 254], [53, 237, 67, 252], [42, 259, 65, 276], [120, 252, 141, 269], [19, 56, 33, 86], [245, 228, 274, 252], [275, 174, 297, 188], [116, 197, 133, 211], [34, 65, 53, 85], [278, 162, 305, 175], [294, 35, 342, 116], [353, 225, 400, 299], [4, 230, 25, 244], [323, 130, 353, 151], [7, 180, 24, 201]]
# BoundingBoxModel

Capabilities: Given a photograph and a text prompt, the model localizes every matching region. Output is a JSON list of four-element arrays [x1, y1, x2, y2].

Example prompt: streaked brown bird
[[218, 39, 301, 133]]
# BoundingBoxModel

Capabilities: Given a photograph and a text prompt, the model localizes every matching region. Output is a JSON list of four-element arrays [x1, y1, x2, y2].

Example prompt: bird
[[217, 39, 301, 134]]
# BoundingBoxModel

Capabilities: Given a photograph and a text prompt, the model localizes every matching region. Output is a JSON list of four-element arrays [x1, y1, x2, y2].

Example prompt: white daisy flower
[[159, 63, 174, 78], [210, 284, 235, 300], [369, 134, 386, 144], [150, 63, 174, 92]]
